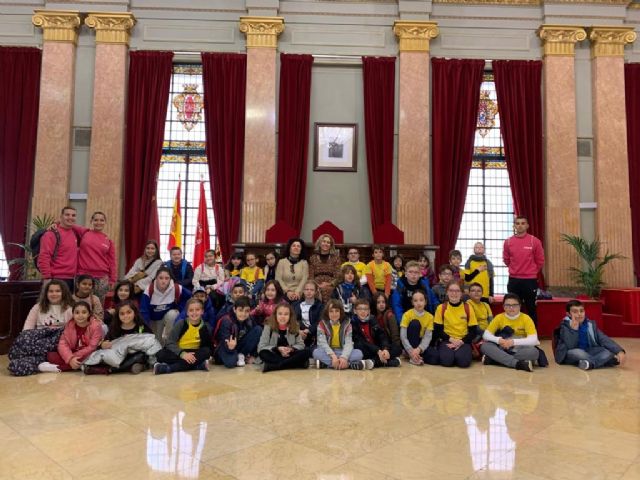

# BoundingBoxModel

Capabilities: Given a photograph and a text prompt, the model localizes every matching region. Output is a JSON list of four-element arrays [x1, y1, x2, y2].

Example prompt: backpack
[[440, 301, 471, 321], [30, 228, 81, 272]]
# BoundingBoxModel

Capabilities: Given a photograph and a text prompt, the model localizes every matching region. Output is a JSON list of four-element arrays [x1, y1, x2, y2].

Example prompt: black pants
[[259, 348, 310, 371], [507, 277, 538, 324], [406, 320, 431, 362], [424, 342, 472, 368], [156, 347, 210, 372]]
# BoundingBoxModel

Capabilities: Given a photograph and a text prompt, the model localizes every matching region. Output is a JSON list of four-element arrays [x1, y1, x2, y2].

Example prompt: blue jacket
[[164, 259, 194, 290], [140, 285, 191, 323], [391, 277, 439, 321], [554, 316, 624, 364]]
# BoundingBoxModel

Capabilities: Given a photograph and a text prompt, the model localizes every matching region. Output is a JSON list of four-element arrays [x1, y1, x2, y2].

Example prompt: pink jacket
[[77, 229, 117, 282], [57, 318, 103, 364], [503, 233, 544, 279], [38, 227, 79, 279]]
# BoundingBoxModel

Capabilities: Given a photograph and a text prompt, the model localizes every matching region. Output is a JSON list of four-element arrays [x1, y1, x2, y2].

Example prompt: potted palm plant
[[8, 214, 56, 280], [561, 233, 624, 298]]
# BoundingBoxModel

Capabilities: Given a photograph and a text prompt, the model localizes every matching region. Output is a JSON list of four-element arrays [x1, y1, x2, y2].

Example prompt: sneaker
[[363, 359, 375, 370], [196, 360, 210, 371], [409, 357, 423, 366], [236, 353, 246, 367], [578, 359, 592, 370], [129, 363, 145, 375], [252, 356, 263, 365], [83, 365, 111, 375], [153, 362, 171, 375], [314, 359, 328, 369], [386, 358, 401, 367], [350, 361, 365, 370], [515, 360, 533, 372]]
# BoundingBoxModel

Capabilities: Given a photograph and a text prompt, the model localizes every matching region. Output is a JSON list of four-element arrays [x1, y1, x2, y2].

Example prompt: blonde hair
[[314, 234, 337, 255], [265, 303, 300, 335]]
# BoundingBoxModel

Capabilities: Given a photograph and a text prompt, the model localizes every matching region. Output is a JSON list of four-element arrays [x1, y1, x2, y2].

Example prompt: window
[[455, 73, 514, 295], [0, 235, 8, 280], [157, 64, 217, 263]]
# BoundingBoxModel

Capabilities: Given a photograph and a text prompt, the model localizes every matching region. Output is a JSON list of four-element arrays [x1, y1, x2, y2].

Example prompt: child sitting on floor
[[258, 303, 310, 372], [312, 299, 365, 370], [400, 290, 434, 366], [214, 296, 263, 368], [351, 298, 399, 368]]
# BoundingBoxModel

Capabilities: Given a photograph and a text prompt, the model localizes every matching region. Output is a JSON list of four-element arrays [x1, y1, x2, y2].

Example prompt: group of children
[[8, 243, 627, 377]]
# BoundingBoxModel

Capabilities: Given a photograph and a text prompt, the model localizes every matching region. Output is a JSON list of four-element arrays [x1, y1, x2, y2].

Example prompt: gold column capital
[[239, 16, 284, 49], [85, 12, 136, 45], [588, 26, 637, 58], [537, 25, 587, 57], [393, 21, 439, 52], [32, 10, 82, 44]]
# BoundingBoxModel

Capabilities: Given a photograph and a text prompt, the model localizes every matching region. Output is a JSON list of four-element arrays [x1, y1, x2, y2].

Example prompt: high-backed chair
[[265, 220, 298, 243], [312, 221, 344, 244], [372, 222, 405, 245]]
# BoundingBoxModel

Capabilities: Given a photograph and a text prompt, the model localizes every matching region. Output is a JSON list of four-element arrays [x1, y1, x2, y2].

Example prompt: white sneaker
[[409, 357, 423, 366], [578, 359, 591, 370], [38, 362, 61, 373], [363, 359, 375, 370], [237, 353, 246, 367]]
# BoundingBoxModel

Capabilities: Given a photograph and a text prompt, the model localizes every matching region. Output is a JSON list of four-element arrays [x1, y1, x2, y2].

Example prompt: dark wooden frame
[[313, 122, 358, 172]]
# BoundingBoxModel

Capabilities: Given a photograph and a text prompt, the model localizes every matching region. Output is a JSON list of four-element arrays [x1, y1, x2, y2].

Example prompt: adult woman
[[308, 234, 341, 302], [275, 237, 309, 302], [76, 211, 117, 302], [124, 240, 163, 294]]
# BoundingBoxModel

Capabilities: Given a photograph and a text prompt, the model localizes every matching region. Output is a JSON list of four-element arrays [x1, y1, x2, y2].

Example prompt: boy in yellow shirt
[[364, 245, 392, 297], [342, 248, 367, 285], [239, 252, 265, 299]]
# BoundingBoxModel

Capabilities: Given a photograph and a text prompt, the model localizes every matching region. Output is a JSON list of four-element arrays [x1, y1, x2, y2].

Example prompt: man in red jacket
[[38, 206, 80, 291], [503, 216, 545, 324]]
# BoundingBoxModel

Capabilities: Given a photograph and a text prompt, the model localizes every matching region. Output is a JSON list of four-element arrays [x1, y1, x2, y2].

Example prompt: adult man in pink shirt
[[38, 206, 80, 291], [503, 216, 545, 324]]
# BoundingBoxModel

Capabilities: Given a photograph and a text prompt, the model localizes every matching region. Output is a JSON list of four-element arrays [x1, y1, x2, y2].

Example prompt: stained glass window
[[455, 73, 514, 295], [157, 64, 217, 263]]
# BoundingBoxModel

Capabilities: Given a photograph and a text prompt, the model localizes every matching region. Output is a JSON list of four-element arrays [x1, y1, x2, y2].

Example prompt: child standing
[[214, 296, 263, 368], [400, 290, 434, 366], [39, 301, 103, 372], [293, 280, 324, 348], [351, 298, 399, 368], [73, 274, 104, 322], [154, 298, 212, 374], [427, 283, 478, 368], [251, 280, 285, 325], [554, 299, 626, 370], [464, 242, 495, 303], [448, 250, 465, 286], [332, 264, 364, 314], [258, 303, 310, 372], [364, 246, 392, 298], [312, 299, 365, 370]]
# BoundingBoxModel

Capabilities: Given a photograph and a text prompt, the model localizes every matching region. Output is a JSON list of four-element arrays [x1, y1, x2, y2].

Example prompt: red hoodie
[[77, 230, 117, 282], [38, 227, 79, 279], [502, 233, 544, 279]]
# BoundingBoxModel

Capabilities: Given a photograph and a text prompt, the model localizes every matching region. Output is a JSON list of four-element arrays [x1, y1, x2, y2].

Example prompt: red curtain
[[625, 63, 640, 284], [432, 58, 485, 266], [493, 60, 545, 287], [123, 51, 173, 267], [362, 56, 396, 231], [201, 52, 246, 262], [0, 47, 41, 280], [276, 53, 313, 235]]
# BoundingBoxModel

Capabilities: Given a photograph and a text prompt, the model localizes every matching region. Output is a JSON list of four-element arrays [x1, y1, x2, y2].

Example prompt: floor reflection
[[146, 411, 207, 478], [466, 408, 515, 472]]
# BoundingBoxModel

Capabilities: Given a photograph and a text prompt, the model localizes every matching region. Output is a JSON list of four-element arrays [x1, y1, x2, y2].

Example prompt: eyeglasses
[[503, 304, 520, 308]]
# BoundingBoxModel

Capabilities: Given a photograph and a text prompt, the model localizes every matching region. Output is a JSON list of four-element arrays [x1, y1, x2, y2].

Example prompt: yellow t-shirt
[[400, 309, 434, 338], [486, 313, 537, 339], [341, 261, 366, 279], [468, 300, 493, 331], [434, 302, 478, 339], [178, 322, 202, 351], [464, 259, 492, 296], [240, 266, 265, 284], [330, 322, 341, 349], [365, 261, 392, 290]]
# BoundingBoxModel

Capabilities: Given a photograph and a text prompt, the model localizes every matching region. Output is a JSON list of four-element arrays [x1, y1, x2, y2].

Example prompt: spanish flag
[[167, 180, 182, 250]]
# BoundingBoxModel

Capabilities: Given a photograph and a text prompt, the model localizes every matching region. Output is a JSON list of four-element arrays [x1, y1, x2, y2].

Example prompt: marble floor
[[0, 339, 638, 480]]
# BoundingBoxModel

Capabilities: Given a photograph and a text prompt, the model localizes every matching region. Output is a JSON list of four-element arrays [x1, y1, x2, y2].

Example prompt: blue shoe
[[153, 362, 171, 375]]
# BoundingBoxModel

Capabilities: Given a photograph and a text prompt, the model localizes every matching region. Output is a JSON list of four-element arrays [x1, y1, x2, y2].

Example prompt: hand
[[181, 352, 197, 364], [570, 319, 580, 330], [478, 264, 487, 272], [286, 291, 298, 301], [205, 286, 213, 295], [350, 294, 357, 304], [107, 308, 115, 316], [449, 338, 463, 349], [410, 348, 422, 363], [616, 351, 626, 366], [331, 355, 340, 369], [498, 338, 514, 349], [378, 349, 390, 362], [49, 222, 59, 231], [337, 357, 349, 370], [101, 340, 112, 349], [488, 296, 494, 304], [226, 335, 237, 350], [277, 346, 291, 357], [69, 357, 81, 370]]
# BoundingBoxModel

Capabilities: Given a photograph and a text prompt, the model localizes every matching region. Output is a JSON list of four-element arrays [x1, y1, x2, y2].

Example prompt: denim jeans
[[312, 348, 363, 368], [565, 347, 615, 369]]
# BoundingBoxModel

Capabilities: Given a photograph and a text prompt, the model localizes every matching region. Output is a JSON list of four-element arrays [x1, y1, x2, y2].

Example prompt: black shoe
[[83, 365, 110, 375], [386, 358, 401, 367], [350, 361, 364, 370], [129, 363, 146, 375], [481, 355, 495, 366], [515, 360, 533, 372], [314, 359, 328, 369]]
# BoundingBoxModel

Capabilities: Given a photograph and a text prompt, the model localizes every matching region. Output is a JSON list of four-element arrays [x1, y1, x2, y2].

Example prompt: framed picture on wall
[[313, 123, 358, 172]]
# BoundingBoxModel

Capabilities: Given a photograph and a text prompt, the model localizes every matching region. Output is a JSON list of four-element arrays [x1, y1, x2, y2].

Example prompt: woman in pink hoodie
[[75, 211, 117, 302], [38, 301, 103, 373]]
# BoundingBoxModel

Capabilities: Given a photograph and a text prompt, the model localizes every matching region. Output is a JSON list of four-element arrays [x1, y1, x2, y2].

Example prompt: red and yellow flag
[[192, 181, 210, 268], [167, 180, 182, 250]]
